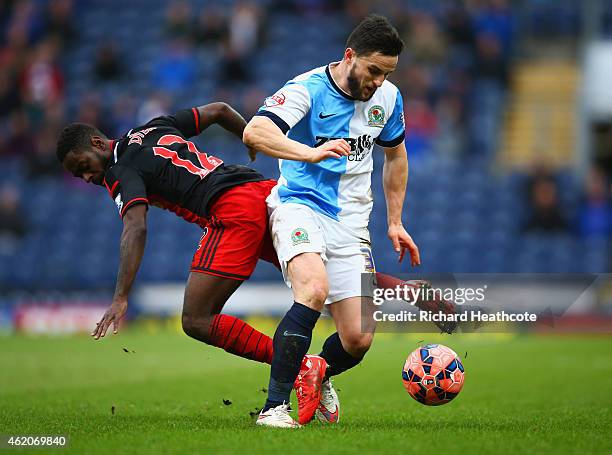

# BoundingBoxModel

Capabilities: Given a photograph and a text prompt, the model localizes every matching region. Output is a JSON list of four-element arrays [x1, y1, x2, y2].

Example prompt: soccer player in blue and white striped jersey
[[244, 15, 420, 428]]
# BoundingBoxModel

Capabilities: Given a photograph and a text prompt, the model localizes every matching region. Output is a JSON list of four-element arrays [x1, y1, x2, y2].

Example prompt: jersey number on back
[[153, 135, 223, 178]]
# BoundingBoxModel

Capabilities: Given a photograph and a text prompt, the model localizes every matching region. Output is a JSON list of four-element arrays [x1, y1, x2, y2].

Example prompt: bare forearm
[[113, 226, 146, 300], [243, 117, 312, 161], [383, 154, 408, 226], [197, 103, 246, 140], [215, 104, 248, 140]]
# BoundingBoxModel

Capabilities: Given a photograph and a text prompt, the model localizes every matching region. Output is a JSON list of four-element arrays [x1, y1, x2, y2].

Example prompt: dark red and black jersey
[[102, 108, 265, 226]]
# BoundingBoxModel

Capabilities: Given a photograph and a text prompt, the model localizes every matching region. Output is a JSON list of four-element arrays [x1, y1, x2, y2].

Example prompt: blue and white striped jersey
[[257, 63, 405, 231]]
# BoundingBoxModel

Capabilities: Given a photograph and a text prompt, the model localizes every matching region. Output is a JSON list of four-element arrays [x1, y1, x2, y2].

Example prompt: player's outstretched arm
[[92, 204, 147, 340], [196, 102, 247, 140], [383, 142, 420, 267], [243, 116, 351, 163]]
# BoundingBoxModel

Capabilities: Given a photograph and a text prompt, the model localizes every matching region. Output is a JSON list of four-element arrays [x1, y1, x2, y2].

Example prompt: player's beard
[[347, 66, 374, 101], [90, 152, 107, 186]]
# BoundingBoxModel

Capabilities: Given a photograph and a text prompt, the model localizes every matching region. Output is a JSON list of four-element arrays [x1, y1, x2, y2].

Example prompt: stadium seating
[[1, 1, 609, 290]]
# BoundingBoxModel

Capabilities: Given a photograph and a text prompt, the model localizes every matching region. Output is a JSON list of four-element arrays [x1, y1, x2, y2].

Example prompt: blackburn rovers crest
[[291, 228, 309, 245], [367, 105, 385, 127]]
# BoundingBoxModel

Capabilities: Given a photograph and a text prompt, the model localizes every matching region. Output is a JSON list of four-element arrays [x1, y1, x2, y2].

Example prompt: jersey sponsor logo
[[128, 127, 157, 145], [264, 92, 286, 108], [153, 134, 223, 179], [114, 193, 123, 213], [367, 105, 385, 127], [291, 228, 309, 245], [315, 134, 373, 161]]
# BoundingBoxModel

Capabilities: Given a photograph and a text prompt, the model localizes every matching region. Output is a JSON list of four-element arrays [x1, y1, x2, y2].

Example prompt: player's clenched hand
[[92, 298, 128, 340], [309, 139, 351, 163], [388, 225, 420, 267]]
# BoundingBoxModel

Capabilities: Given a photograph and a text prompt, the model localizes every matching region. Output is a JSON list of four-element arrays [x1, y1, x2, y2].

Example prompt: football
[[402, 344, 465, 406]]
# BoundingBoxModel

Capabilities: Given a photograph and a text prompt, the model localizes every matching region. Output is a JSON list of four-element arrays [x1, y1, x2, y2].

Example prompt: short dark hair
[[56, 123, 105, 163], [346, 14, 404, 57]]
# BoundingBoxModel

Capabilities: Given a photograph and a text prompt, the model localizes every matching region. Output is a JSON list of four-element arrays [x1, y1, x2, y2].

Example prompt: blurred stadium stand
[[1, 0, 611, 295]]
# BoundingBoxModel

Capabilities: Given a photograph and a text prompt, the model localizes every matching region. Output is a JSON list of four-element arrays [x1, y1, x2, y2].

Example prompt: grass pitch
[[1, 320, 611, 454]]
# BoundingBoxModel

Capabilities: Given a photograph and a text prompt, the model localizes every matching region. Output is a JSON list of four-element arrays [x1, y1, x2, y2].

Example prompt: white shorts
[[268, 202, 376, 304]]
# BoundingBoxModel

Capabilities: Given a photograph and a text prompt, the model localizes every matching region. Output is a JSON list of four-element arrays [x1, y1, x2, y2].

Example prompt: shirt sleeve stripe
[[192, 107, 200, 134], [254, 111, 291, 134], [120, 198, 149, 218], [376, 132, 405, 148]]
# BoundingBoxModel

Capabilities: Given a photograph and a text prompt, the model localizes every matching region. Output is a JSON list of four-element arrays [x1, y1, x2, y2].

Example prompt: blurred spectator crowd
[[0, 0, 611, 289]]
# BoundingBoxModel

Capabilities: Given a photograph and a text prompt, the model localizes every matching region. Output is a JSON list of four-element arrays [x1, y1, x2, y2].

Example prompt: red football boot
[[294, 354, 328, 425]]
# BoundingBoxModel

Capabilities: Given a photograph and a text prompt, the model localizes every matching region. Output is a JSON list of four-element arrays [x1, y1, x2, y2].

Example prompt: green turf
[[1, 322, 611, 454]]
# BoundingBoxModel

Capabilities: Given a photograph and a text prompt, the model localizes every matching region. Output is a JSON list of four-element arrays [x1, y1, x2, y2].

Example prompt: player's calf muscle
[[339, 331, 373, 357]]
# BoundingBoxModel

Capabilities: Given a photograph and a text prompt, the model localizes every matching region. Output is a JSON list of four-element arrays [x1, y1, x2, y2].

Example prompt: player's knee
[[288, 253, 328, 308], [181, 314, 212, 343], [289, 263, 328, 308], [295, 278, 328, 309], [342, 332, 373, 358], [309, 280, 329, 305], [181, 314, 197, 339]]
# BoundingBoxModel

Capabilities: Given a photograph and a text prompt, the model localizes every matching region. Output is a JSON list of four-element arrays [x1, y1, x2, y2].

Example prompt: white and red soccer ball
[[402, 344, 465, 406]]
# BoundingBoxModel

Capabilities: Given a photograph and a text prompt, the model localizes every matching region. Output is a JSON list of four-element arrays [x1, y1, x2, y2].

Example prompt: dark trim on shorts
[[196, 226, 215, 266], [189, 268, 249, 280], [198, 218, 225, 269]]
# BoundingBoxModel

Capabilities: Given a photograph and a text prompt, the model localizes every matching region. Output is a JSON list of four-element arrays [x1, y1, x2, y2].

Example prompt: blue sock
[[264, 302, 320, 411], [320, 332, 363, 378]]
